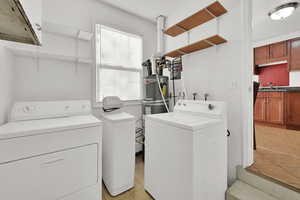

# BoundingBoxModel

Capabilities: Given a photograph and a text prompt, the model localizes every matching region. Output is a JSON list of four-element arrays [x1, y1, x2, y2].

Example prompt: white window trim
[[101, 64, 142, 72], [92, 24, 143, 108]]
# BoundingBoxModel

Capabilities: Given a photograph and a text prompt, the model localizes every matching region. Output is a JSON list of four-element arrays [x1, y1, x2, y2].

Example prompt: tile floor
[[248, 125, 300, 191]]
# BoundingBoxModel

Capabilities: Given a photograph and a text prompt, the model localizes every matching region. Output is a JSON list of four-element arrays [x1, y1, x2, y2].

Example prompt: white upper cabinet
[[0, 0, 42, 45]]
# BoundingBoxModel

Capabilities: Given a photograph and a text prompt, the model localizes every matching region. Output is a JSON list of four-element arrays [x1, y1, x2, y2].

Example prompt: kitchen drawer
[[257, 92, 266, 98], [286, 92, 300, 126], [266, 92, 284, 98], [0, 126, 101, 164], [0, 144, 98, 200]]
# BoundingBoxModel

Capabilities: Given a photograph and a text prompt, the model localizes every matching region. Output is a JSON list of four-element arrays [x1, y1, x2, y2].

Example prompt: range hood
[[257, 60, 288, 67], [0, 0, 41, 45]]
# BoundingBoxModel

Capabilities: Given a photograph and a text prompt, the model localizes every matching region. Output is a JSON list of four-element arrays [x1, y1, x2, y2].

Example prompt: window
[[95, 25, 143, 103]]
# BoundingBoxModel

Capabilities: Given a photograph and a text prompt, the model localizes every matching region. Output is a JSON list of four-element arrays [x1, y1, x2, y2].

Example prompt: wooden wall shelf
[[164, 1, 227, 37], [164, 35, 227, 58]]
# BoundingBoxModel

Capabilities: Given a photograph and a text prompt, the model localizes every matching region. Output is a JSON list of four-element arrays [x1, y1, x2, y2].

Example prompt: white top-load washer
[[101, 97, 136, 196], [145, 100, 228, 200], [0, 100, 103, 200]]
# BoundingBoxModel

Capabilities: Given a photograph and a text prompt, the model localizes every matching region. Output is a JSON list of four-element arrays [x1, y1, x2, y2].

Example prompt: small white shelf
[[43, 21, 94, 41], [7, 47, 93, 64]]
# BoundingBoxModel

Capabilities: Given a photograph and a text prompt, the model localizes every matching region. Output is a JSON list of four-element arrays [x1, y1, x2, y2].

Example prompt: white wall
[[290, 71, 300, 87], [253, 20, 300, 42], [253, 30, 300, 48], [14, 54, 92, 101], [42, 0, 156, 59], [165, 0, 252, 183], [11, 0, 156, 153], [0, 42, 14, 125], [13, 0, 156, 116]]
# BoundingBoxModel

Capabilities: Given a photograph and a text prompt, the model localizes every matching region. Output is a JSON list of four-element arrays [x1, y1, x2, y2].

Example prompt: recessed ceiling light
[[268, 2, 299, 20]]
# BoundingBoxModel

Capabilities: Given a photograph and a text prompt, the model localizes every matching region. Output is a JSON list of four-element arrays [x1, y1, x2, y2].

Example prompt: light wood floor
[[102, 154, 153, 200], [248, 125, 300, 191]]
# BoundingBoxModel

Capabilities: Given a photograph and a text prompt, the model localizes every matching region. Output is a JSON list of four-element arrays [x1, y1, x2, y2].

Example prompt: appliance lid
[[145, 112, 222, 131], [102, 112, 135, 122], [102, 96, 123, 111], [0, 115, 102, 140]]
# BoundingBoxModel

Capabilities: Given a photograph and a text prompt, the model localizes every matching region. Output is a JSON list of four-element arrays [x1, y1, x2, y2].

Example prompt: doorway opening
[[248, 0, 300, 192]]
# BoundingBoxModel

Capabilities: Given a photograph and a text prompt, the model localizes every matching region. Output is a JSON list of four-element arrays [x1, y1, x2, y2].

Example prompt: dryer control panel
[[10, 100, 91, 122]]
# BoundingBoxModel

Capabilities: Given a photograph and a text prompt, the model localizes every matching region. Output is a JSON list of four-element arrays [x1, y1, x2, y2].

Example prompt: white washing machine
[[0, 100, 102, 200], [101, 98, 136, 196], [145, 100, 228, 200]]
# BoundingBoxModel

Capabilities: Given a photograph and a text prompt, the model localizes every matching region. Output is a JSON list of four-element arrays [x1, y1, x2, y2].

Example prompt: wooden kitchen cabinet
[[253, 38, 300, 74], [269, 41, 288, 63], [286, 92, 300, 126], [254, 46, 269, 65], [266, 92, 285, 124], [253, 41, 288, 74], [254, 96, 266, 121], [255, 91, 300, 129], [254, 92, 285, 125], [289, 38, 300, 71]]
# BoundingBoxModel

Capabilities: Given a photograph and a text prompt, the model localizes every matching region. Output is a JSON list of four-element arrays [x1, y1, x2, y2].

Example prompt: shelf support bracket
[[204, 39, 216, 46], [177, 50, 187, 55], [205, 8, 216, 18], [175, 25, 188, 32]]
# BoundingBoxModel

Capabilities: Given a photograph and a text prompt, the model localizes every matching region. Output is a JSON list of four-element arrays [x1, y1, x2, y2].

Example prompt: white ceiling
[[97, 0, 179, 22], [253, 0, 300, 27], [98, 0, 300, 41], [252, 0, 300, 41], [97, 0, 242, 27]]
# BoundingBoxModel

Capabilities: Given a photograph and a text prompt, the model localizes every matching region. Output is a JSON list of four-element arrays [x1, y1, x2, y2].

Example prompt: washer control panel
[[174, 100, 226, 117], [10, 100, 91, 122]]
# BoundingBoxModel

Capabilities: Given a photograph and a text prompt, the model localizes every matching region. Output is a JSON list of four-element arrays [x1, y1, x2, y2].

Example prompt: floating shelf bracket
[[177, 50, 187, 55], [35, 46, 40, 72], [205, 8, 217, 18], [204, 39, 216, 46], [175, 25, 188, 32]]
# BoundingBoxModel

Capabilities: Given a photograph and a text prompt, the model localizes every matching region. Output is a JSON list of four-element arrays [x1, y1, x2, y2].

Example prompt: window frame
[[93, 24, 143, 108]]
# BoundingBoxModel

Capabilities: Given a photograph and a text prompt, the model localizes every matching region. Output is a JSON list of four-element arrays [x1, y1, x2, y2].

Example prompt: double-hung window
[[95, 24, 143, 103]]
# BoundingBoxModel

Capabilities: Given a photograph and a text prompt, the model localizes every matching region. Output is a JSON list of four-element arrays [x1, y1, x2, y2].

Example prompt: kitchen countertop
[[258, 87, 300, 92]]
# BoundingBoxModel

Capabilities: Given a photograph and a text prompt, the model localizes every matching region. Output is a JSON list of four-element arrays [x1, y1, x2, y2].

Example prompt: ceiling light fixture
[[268, 2, 299, 20]]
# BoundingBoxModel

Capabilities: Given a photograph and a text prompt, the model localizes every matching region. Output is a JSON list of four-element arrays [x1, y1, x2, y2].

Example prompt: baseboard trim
[[255, 121, 286, 129]]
